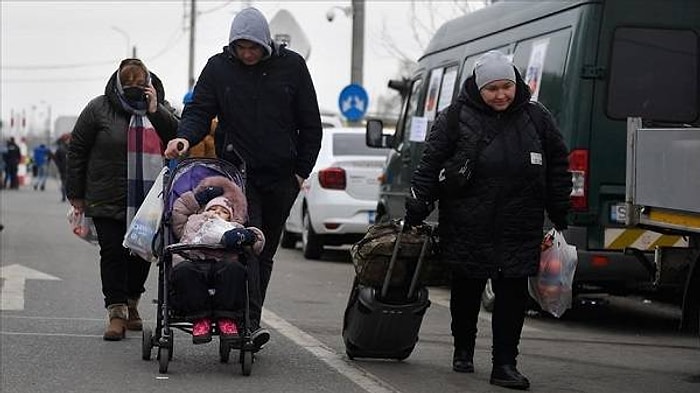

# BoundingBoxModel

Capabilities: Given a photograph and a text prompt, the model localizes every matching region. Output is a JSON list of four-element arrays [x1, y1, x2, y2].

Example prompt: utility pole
[[350, 0, 364, 87], [188, 0, 197, 90]]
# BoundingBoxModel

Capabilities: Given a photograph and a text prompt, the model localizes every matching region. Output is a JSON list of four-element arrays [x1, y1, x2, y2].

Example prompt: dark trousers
[[170, 259, 247, 321], [92, 217, 152, 308], [450, 271, 529, 366], [245, 175, 300, 327]]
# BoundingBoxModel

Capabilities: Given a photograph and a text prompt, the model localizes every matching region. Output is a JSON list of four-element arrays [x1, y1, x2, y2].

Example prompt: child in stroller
[[170, 175, 264, 345]]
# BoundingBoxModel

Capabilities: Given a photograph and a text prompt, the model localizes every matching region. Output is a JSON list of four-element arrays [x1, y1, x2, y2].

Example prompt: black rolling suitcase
[[342, 222, 432, 360]]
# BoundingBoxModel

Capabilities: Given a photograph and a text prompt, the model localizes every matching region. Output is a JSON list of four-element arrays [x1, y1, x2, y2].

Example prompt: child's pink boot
[[218, 318, 239, 341], [192, 318, 212, 344]]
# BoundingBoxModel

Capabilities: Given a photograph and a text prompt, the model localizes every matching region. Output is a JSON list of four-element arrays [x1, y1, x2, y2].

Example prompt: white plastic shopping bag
[[528, 229, 578, 317], [123, 168, 166, 262], [67, 206, 99, 246]]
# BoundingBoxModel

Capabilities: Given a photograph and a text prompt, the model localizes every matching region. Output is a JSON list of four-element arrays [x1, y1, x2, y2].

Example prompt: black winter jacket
[[177, 44, 322, 187], [411, 72, 571, 279], [66, 72, 178, 220]]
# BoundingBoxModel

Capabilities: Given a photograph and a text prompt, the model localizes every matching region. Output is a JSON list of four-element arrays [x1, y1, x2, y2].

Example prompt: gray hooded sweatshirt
[[228, 7, 272, 59]]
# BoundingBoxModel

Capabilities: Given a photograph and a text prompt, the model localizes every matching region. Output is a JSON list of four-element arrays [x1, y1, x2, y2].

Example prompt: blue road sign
[[338, 84, 368, 122]]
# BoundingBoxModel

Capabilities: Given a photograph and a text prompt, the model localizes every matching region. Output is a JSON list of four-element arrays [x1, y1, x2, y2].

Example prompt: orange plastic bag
[[528, 229, 577, 317]]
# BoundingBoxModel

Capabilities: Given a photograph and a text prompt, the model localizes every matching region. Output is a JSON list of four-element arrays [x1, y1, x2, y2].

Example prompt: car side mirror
[[366, 119, 392, 148]]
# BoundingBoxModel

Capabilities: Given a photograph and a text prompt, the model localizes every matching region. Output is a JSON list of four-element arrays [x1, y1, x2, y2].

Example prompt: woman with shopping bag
[[66, 58, 178, 341], [404, 51, 572, 389]]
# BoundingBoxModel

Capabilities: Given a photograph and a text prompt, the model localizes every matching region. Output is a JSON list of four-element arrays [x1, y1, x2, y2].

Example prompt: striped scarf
[[126, 114, 164, 227]]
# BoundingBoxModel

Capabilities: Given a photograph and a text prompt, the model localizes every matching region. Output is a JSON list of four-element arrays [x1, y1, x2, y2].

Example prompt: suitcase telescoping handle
[[380, 220, 432, 300]]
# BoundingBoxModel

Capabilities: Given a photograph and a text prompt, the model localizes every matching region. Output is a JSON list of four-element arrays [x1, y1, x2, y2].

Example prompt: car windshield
[[332, 133, 390, 156]]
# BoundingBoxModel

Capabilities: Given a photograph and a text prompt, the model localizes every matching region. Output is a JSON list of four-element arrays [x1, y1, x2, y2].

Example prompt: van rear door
[[588, 0, 699, 252]]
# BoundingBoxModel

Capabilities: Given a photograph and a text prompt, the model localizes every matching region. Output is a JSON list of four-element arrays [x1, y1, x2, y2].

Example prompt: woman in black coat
[[405, 51, 572, 390], [66, 59, 178, 341]]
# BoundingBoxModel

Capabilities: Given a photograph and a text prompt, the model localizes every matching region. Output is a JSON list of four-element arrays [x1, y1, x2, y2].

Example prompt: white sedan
[[282, 127, 390, 259]]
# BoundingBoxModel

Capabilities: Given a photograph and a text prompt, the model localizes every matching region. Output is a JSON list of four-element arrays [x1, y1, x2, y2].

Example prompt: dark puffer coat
[[177, 43, 322, 188], [411, 71, 572, 279], [66, 71, 178, 220]]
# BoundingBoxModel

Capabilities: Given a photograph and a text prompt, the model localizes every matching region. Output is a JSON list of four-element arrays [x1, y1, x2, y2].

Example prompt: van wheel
[[280, 230, 297, 249], [481, 279, 495, 312], [302, 211, 323, 259]]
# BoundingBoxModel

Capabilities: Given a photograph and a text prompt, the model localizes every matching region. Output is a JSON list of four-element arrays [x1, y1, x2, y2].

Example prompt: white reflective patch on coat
[[530, 152, 543, 165]]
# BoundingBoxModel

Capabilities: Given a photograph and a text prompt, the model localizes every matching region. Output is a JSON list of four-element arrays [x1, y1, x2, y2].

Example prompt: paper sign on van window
[[424, 68, 444, 121], [525, 38, 549, 102], [437, 67, 458, 113], [409, 116, 428, 142]]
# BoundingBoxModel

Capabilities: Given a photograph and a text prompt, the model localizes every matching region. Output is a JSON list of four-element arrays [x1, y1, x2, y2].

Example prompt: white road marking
[[262, 308, 402, 393], [0, 331, 104, 338], [0, 264, 61, 311]]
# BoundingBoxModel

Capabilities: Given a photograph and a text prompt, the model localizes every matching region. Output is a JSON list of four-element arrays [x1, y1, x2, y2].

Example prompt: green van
[[366, 0, 700, 319]]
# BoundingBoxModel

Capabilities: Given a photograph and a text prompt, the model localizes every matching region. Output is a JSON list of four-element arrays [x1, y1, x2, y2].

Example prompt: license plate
[[368, 211, 376, 224], [610, 203, 627, 223]]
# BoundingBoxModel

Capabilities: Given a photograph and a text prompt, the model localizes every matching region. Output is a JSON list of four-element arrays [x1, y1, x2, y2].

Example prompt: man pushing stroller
[[170, 175, 264, 345]]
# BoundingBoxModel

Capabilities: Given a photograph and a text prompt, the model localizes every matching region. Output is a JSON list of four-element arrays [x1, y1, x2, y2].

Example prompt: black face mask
[[123, 86, 146, 103]]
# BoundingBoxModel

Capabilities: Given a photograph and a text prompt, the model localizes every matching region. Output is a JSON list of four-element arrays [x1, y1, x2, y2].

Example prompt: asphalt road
[[1, 179, 699, 393]]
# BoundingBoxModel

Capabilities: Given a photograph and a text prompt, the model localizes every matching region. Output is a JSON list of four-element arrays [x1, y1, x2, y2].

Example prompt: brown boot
[[104, 304, 128, 341], [127, 297, 143, 331]]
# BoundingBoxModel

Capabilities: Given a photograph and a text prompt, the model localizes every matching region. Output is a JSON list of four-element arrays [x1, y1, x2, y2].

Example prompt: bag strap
[[525, 101, 548, 151]]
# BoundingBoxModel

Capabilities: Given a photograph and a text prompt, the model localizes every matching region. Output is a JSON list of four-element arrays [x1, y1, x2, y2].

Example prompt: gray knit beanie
[[473, 51, 516, 90], [229, 7, 272, 59]]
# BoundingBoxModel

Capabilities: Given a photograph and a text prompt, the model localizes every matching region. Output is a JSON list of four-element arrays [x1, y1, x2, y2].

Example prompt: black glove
[[221, 228, 256, 250], [404, 196, 433, 227], [194, 186, 224, 206]]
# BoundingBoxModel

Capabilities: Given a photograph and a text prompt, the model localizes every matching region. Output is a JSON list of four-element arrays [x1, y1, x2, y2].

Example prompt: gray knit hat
[[229, 7, 272, 58], [473, 51, 516, 90]]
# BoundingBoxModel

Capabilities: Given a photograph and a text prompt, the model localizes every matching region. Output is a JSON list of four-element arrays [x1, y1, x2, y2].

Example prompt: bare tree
[[373, 1, 491, 118]]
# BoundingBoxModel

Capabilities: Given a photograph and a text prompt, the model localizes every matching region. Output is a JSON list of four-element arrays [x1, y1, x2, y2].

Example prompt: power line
[[3, 13, 188, 71], [1, 77, 106, 83], [1, 60, 117, 71]]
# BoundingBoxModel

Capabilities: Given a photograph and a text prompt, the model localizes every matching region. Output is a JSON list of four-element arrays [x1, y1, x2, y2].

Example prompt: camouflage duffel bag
[[351, 220, 437, 287]]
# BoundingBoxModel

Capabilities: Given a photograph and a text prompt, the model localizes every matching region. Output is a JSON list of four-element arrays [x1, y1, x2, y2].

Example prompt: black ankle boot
[[490, 364, 530, 390], [452, 347, 474, 373]]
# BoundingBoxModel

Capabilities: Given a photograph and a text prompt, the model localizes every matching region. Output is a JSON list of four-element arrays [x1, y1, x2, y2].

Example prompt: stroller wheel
[[240, 350, 253, 376], [158, 347, 170, 373], [219, 339, 231, 363], [141, 326, 153, 360]]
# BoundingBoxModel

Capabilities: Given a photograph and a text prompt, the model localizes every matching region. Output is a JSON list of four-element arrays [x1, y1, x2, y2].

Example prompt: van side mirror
[[366, 119, 393, 148]]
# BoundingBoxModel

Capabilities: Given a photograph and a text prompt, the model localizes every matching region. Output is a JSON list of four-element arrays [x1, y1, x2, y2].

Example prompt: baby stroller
[[141, 156, 256, 375]]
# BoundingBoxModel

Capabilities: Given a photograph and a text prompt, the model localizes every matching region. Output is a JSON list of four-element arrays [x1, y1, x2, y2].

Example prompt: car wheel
[[280, 229, 297, 249], [302, 210, 323, 259]]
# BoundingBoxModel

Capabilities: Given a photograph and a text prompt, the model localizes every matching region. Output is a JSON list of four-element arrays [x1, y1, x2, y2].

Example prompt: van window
[[398, 79, 423, 144], [423, 65, 459, 121], [512, 28, 571, 112], [607, 27, 699, 123], [437, 66, 459, 112]]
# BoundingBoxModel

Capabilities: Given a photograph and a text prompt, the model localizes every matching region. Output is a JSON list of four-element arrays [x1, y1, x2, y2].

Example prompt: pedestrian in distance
[[0, 141, 6, 189], [66, 58, 179, 341], [3, 137, 21, 189], [170, 176, 264, 345], [404, 50, 572, 390], [164, 6, 323, 350], [52, 133, 71, 202], [31, 143, 52, 191]]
